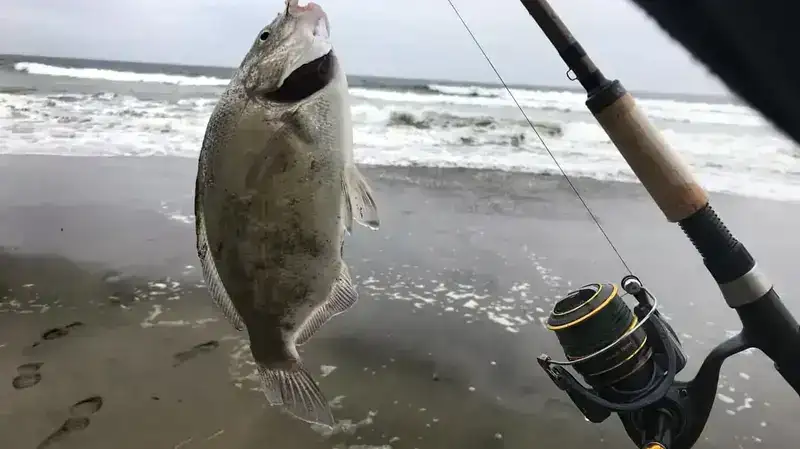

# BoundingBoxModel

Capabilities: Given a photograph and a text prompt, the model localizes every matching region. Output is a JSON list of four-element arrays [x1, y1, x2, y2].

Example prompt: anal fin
[[295, 263, 358, 346], [343, 165, 380, 231]]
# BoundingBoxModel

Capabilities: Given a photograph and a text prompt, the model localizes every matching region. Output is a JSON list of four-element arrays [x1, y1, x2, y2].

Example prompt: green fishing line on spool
[[546, 283, 654, 390]]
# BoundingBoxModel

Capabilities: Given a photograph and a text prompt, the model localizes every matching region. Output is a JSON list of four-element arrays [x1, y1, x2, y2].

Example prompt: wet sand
[[0, 155, 798, 449]]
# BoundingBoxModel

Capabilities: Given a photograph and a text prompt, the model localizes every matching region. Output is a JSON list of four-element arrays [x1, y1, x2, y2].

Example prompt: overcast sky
[[1, 0, 728, 95]]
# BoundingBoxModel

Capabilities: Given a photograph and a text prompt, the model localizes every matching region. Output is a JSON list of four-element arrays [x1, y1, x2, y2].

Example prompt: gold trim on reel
[[544, 281, 657, 388]]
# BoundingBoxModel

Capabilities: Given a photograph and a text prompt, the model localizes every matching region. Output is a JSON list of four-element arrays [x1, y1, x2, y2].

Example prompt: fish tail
[[257, 362, 335, 428]]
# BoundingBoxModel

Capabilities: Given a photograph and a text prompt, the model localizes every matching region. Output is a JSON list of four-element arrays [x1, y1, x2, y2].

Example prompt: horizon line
[[1, 52, 734, 101]]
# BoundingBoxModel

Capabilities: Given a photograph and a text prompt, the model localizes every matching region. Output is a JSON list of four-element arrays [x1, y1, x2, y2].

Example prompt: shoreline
[[1, 153, 796, 207], [1, 154, 797, 448]]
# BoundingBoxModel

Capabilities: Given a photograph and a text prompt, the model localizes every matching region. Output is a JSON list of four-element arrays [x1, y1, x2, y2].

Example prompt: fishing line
[[445, 0, 633, 275]]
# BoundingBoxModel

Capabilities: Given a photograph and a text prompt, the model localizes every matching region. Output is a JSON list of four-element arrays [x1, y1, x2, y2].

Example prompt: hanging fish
[[194, 0, 380, 427]]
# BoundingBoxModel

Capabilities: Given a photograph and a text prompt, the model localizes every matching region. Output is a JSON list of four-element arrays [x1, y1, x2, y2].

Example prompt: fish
[[193, 0, 380, 427]]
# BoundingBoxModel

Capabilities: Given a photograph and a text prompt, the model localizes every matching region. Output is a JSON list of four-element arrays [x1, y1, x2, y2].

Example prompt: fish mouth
[[263, 50, 336, 104]]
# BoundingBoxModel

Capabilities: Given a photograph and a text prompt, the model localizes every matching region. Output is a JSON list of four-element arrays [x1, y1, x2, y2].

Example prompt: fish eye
[[259, 31, 270, 41]]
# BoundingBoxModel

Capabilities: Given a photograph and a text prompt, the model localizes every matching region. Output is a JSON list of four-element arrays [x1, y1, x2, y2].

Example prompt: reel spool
[[546, 282, 654, 392]]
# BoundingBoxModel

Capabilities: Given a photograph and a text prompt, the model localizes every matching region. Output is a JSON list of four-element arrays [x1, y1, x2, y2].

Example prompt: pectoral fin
[[342, 165, 380, 231]]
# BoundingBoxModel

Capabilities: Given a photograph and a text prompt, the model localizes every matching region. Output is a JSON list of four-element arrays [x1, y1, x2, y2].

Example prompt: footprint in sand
[[37, 396, 103, 449], [32, 322, 85, 348], [173, 340, 220, 367], [12, 362, 44, 389]]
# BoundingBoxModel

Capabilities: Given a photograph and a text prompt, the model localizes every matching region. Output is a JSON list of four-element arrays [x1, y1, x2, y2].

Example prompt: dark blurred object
[[629, 0, 799, 144]]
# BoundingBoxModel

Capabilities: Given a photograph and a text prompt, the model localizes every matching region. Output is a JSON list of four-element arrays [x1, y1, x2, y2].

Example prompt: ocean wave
[[14, 61, 765, 127], [355, 82, 763, 127], [14, 62, 230, 86], [427, 83, 500, 98], [2, 91, 798, 202], [350, 86, 765, 128], [385, 110, 562, 137]]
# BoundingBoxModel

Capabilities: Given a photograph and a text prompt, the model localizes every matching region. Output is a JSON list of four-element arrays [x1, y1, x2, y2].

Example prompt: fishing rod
[[510, 1, 800, 448], [444, 0, 800, 447]]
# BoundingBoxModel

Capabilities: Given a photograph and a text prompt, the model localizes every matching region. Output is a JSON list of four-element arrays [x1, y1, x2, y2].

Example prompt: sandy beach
[[0, 155, 798, 449]]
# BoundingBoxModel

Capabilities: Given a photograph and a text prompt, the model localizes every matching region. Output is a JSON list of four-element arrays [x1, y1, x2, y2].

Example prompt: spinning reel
[[538, 276, 753, 449]]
